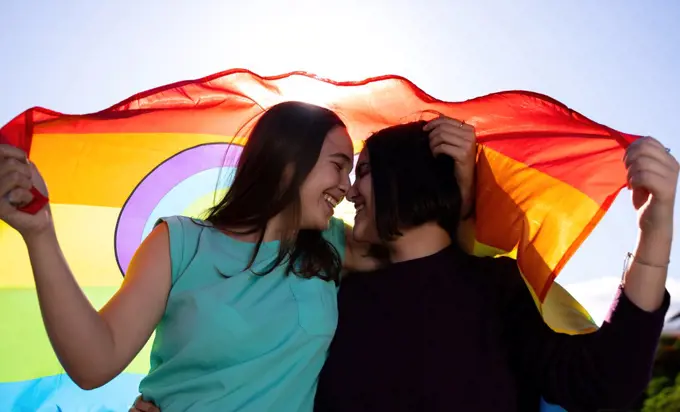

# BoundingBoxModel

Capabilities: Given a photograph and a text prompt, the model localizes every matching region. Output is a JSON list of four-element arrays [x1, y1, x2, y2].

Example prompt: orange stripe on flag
[[30, 133, 247, 207], [481, 134, 628, 205], [470, 146, 613, 301]]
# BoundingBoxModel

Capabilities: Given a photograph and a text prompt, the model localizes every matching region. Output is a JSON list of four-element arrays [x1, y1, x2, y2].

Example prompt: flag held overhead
[[0, 69, 638, 411]]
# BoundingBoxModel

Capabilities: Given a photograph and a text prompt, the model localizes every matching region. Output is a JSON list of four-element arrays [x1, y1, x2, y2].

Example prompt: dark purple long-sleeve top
[[314, 245, 670, 411]]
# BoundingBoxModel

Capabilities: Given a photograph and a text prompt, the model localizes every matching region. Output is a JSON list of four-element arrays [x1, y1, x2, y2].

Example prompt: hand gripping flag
[[0, 69, 638, 411]]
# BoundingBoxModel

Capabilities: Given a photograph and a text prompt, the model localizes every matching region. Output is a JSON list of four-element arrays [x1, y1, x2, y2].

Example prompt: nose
[[338, 172, 351, 196]]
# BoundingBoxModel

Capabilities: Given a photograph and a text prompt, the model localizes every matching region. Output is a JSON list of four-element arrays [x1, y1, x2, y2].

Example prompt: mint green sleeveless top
[[138, 216, 346, 412]]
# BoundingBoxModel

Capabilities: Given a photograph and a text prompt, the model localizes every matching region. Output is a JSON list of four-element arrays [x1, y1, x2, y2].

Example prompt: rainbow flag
[[0, 69, 638, 411]]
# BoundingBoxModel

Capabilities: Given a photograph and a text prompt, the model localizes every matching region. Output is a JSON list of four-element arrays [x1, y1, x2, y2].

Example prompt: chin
[[351, 225, 368, 243], [303, 216, 331, 231], [353, 221, 382, 244]]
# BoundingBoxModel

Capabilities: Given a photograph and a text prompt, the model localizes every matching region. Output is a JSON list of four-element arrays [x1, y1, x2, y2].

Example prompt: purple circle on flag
[[114, 143, 243, 275]]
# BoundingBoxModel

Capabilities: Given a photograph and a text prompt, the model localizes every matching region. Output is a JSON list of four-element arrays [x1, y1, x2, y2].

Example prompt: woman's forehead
[[357, 148, 369, 163], [322, 127, 353, 153]]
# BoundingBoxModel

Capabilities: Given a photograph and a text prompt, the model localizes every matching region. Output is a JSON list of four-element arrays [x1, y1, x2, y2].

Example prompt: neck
[[262, 213, 288, 242], [386, 222, 452, 263], [220, 212, 289, 243]]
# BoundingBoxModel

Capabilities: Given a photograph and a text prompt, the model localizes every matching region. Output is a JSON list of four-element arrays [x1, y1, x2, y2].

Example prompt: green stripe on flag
[[0, 287, 153, 382]]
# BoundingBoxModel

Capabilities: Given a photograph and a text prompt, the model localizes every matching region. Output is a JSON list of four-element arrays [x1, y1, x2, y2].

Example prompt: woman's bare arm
[[27, 223, 172, 389]]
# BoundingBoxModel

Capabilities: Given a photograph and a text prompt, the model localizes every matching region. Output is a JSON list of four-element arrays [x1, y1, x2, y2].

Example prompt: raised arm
[[499, 256, 669, 410], [620, 136, 676, 311], [0, 145, 171, 389], [500, 136, 677, 410]]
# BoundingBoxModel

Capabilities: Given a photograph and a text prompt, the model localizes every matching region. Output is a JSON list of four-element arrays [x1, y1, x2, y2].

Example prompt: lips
[[354, 204, 365, 219], [324, 193, 339, 208]]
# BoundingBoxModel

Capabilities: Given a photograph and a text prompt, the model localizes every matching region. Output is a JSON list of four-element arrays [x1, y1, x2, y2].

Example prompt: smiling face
[[298, 126, 354, 230], [348, 121, 463, 246], [347, 148, 380, 243]]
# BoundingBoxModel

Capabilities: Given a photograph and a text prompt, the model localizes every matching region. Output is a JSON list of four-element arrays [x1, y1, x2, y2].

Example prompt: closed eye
[[330, 153, 353, 171], [356, 163, 370, 178]]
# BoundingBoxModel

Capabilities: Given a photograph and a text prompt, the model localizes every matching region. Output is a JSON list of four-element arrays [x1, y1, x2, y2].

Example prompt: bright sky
[[1, 0, 679, 324]]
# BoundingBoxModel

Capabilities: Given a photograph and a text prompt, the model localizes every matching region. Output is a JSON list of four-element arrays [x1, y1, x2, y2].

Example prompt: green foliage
[[641, 336, 680, 411], [646, 376, 671, 398], [642, 373, 680, 411]]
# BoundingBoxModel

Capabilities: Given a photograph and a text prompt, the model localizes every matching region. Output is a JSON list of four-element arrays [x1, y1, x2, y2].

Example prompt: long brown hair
[[205, 101, 346, 282]]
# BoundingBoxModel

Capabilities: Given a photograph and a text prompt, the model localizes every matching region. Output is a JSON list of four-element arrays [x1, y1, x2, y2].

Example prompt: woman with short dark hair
[[314, 122, 676, 412]]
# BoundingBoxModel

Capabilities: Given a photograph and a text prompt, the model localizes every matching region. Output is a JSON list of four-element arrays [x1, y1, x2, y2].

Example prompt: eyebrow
[[330, 153, 353, 163]]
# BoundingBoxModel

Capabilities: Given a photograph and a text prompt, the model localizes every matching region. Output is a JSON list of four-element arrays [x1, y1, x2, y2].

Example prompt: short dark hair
[[365, 120, 461, 241], [205, 101, 346, 282]]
